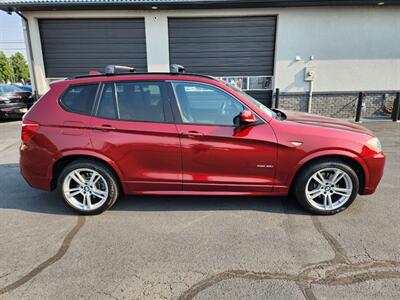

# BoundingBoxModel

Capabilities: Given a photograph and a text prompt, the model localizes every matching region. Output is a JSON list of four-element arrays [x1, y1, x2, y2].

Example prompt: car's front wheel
[[294, 159, 359, 215], [59, 160, 120, 215]]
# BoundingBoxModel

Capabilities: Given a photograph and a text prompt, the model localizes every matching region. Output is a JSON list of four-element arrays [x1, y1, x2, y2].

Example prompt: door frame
[[165, 80, 265, 126], [88, 79, 183, 192], [92, 79, 175, 123], [165, 79, 277, 193]]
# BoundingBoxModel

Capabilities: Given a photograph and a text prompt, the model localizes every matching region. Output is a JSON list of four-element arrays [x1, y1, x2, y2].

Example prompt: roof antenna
[[170, 64, 185, 73]]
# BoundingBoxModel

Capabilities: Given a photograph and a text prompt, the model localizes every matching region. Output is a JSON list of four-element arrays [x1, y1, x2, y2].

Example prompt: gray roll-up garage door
[[169, 16, 276, 105], [39, 19, 147, 78]]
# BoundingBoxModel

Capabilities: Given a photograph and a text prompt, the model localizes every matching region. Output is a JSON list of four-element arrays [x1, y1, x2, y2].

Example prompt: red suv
[[20, 68, 385, 215]]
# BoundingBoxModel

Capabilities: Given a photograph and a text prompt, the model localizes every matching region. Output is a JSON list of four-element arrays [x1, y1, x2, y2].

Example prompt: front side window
[[218, 79, 277, 119], [96, 81, 166, 123], [60, 84, 98, 115], [172, 82, 245, 126]]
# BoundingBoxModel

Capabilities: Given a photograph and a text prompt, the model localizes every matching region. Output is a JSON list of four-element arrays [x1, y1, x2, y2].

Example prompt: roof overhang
[[1, 0, 400, 12]]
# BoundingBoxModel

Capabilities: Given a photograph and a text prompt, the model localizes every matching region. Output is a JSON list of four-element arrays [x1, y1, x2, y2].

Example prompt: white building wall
[[275, 7, 400, 93], [144, 14, 170, 72], [26, 15, 47, 96], [24, 6, 400, 95]]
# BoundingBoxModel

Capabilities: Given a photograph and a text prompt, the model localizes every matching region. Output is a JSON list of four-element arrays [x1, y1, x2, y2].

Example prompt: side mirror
[[240, 110, 257, 125]]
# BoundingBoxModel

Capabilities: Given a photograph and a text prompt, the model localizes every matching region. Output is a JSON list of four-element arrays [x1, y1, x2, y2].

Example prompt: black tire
[[58, 159, 120, 215], [294, 159, 359, 215]]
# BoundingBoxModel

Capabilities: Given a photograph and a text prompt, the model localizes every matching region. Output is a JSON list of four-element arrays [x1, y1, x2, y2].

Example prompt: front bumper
[[361, 152, 386, 195]]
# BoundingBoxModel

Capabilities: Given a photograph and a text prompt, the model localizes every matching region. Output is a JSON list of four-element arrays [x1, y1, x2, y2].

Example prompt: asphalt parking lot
[[0, 119, 399, 300]]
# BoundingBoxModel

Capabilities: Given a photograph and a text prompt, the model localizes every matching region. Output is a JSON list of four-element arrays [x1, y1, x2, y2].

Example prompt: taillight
[[21, 120, 39, 143]]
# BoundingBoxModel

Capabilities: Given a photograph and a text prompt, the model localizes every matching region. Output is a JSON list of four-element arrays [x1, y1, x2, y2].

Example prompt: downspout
[[9, 9, 39, 100], [307, 80, 313, 113]]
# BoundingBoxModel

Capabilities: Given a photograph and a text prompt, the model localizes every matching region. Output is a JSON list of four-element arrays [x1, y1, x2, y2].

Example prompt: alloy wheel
[[62, 168, 109, 212], [305, 168, 353, 211]]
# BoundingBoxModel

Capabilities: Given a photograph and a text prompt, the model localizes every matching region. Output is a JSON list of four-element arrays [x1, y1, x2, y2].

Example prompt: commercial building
[[1, 0, 399, 117]]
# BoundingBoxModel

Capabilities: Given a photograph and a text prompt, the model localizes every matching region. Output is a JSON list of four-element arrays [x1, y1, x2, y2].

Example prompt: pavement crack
[[94, 290, 121, 300], [177, 270, 308, 300], [0, 273, 10, 280], [178, 261, 400, 300], [363, 245, 375, 261], [311, 216, 348, 264], [0, 216, 85, 296], [296, 282, 318, 300], [178, 216, 400, 300]]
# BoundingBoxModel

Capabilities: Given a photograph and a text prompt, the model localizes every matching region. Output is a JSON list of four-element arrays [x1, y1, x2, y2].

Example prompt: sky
[[0, 12, 26, 57]]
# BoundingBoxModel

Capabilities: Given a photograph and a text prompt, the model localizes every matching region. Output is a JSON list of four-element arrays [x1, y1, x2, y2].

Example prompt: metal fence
[[273, 89, 400, 122]]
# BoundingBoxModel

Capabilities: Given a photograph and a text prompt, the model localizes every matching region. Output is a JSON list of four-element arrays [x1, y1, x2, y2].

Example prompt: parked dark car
[[0, 84, 34, 118], [12, 84, 32, 92]]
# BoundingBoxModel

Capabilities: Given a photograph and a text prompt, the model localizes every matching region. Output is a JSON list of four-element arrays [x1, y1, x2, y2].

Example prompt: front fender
[[288, 149, 370, 189]]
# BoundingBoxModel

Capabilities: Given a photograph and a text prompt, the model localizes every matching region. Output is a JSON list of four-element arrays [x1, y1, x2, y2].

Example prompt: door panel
[[176, 123, 277, 193], [90, 119, 182, 193], [169, 80, 278, 193], [89, 81, 182, 193]]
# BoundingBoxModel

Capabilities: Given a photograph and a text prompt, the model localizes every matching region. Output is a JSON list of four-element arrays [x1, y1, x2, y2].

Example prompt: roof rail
[[105, 65, 136, 74], [72, 72, 218, 81], [170, 64, 185, 73], [71, 64, 217, 82]]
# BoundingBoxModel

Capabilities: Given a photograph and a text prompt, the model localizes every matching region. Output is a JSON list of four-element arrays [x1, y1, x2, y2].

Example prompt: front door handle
[[93, 124, 115, 132], [183, 130, 204, 138]]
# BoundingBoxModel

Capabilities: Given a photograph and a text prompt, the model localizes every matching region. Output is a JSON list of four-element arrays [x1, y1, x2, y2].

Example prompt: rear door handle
[[183, 130, 204, 138], [93, 124, 115, 131]]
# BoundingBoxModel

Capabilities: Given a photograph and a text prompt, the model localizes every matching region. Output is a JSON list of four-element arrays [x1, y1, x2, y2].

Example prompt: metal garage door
[[169, 16, 276, 106], [39, 19, 147, 78]]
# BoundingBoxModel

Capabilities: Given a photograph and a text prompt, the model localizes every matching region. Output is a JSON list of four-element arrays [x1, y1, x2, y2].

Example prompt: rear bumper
[[20, 165, 52, 191], [0, 103, 28, 116], [361, 152, 386, 195], [20, 144, 52, 191]]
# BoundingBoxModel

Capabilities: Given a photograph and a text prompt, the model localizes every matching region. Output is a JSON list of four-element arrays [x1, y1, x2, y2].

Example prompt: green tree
[[11, 52, 30, 83], [0, 51, 14, 83]]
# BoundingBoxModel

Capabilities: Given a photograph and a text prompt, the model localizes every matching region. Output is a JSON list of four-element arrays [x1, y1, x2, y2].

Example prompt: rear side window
[[96, 81, 166, 123], [60, 84, 98, 115], [98, 84, 117, 119]]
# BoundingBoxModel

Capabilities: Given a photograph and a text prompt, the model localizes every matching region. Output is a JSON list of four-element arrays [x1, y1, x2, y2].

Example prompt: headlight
[[366, 137, 382, 153]]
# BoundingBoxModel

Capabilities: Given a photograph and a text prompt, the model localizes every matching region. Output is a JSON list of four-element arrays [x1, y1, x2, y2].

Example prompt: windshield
[[218, 79, 277, 119]]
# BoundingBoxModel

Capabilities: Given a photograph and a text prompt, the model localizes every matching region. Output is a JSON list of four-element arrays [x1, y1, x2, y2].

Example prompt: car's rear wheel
[[59, 160, 119, 215], [294, 160, 359, 215]]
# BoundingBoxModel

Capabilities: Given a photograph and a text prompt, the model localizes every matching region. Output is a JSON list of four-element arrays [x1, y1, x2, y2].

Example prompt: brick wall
[[276, 92, 397, 119]]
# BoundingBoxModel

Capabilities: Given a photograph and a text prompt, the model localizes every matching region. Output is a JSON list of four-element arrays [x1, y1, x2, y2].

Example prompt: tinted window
[[220, 80, 276, 119], [60, 84, 98, 115], [96, 81, 166, 123], [172, 82, 244, 126], [98, 84, 116, 119]]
